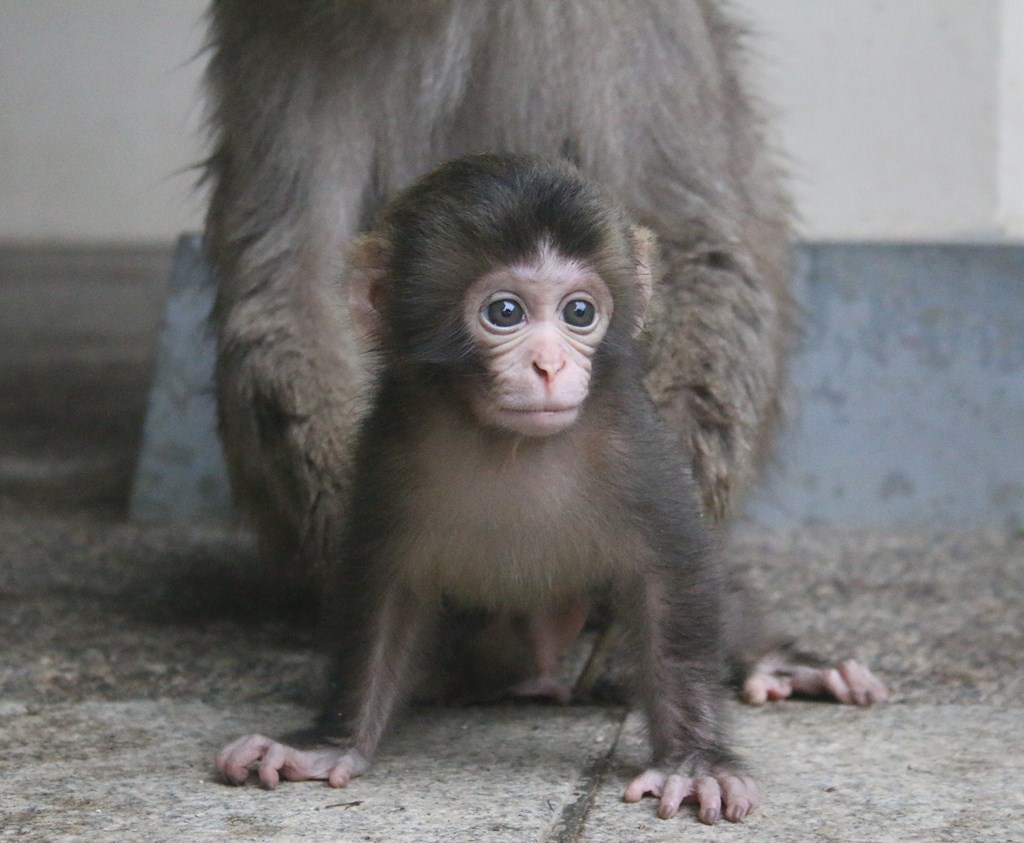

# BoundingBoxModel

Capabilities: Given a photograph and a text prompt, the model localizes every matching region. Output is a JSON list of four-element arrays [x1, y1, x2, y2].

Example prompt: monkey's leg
[[641, 235, 793, 524], [723, 581, 889, 706], [623, 578, 758, 824], [215, 583, 426, 788], [438, 600, 590, 704]]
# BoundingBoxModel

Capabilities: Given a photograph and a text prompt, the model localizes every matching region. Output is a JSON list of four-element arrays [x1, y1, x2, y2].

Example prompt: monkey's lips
[[495, 404, 581, 437]]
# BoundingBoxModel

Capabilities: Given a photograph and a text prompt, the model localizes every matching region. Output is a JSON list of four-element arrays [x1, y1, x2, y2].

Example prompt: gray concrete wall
[[128, 236, 232, 523], [130, 240, 1024, 530], [746, 243, 1024, 530]]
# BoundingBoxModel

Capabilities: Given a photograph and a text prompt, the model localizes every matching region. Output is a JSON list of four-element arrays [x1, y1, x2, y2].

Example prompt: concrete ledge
[[128, 235, 233, 523], [126, 240, 1024, 529], [748, 242, 1024, 530]]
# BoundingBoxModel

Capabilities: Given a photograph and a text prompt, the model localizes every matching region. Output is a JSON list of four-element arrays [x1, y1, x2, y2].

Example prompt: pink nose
[[533, 355, 565, 384]]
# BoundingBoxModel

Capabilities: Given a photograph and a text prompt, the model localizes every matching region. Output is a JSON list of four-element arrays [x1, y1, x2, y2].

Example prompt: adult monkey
[[205, 4, 883, 711]]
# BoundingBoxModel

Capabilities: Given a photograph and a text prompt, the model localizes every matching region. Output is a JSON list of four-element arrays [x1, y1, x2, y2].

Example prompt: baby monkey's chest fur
[[390, 413, 642, 609]]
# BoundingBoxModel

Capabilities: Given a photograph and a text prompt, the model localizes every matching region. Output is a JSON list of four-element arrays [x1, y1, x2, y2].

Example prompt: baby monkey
[[216, 153, 758, 823]]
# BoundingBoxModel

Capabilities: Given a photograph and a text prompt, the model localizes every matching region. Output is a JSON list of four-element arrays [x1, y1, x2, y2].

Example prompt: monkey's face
[[463, 246, 613, 437]]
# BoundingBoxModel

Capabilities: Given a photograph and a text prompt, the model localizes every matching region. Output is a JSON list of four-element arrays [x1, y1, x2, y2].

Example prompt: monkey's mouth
[[495, 405, 580, 436]]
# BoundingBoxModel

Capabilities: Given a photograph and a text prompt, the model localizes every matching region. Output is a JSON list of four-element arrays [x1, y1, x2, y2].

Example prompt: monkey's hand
[[215, 734, 369, 789], [623, 759, 759, 824]]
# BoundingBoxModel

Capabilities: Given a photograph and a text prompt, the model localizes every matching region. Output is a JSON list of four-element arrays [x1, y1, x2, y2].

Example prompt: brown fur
[[216, 154, 760, 823], [207, 11, 889, 816], [203, 0, 794, 591]]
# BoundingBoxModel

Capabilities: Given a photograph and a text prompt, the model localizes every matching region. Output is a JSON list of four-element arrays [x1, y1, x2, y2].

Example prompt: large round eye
[[562, 299, 597, 329], [483, 298, 525, 329]]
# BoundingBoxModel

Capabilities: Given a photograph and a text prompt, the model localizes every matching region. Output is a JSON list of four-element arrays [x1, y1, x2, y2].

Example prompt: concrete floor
[[1, 250, 1022, 841]]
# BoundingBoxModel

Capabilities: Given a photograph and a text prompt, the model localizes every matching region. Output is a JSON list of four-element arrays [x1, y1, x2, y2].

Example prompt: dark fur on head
[[370, 153, 646, 378]]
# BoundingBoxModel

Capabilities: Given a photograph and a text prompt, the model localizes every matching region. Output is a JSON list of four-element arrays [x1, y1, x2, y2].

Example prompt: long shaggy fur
[[204, 0, 794, 579]]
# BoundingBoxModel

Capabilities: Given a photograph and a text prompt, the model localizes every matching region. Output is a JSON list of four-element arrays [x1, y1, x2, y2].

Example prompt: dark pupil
[[486, 299, 524, 328], [563, 300, 596, 328]]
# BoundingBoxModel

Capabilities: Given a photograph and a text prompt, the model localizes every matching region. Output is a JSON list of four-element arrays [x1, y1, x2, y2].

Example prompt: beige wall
[[0, 0, 208, 244], [0, 0, 1020, 244], [736, 0, 1018, 241], [998, 0, 1024, 233]]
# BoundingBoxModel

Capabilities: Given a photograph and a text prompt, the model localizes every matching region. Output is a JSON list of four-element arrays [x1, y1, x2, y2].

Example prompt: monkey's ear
[[346, 234, 393, 343], [630, 226, 658, 337]]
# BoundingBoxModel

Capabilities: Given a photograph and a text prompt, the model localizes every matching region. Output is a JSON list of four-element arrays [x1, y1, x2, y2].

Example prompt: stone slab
[[587, 706, 1024, 842], [747, 242, 1024, 531], [2, 700, 1020, 842], [0, 701, 619, 843], [124, 241, 1024, 528], [127, 235, 233, 522]]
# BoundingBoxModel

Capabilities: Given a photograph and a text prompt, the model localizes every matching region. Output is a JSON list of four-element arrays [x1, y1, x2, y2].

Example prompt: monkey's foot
[[623, 766, 759, 824], [743, 657, 888, 706], [215, 734, 368, 788]]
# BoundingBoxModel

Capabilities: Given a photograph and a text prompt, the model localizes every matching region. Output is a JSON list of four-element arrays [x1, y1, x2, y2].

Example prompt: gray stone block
[[128, 234, 233, 522], [746, 243, 1024, 530], [130, 239, 1024, 529]]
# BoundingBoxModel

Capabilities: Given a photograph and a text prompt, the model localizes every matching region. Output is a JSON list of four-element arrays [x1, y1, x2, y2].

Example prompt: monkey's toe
[[742, 655, 888, 706], [623, 767, 759, 824], [829, 659, 890, 705], [214, 734, 367, 788], [742, 672, 793, 705], [215, 733, 277, 785]]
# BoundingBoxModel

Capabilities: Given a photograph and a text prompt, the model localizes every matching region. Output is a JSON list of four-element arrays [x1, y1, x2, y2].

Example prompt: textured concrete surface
[[1, 516, 1022, 841], [2, 698, 1020, 842], [1, 249, 1022, 841]]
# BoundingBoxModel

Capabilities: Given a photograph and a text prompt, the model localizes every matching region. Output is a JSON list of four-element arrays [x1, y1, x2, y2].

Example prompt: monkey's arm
[[623, 557, 759, 824], [215, 569, 426, 788]]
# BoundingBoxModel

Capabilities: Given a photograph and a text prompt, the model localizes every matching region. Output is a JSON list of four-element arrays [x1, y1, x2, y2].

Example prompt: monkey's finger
[[693, 776, 723, 824], [328, 763, 352, 788], [328, 755, 361, 788], [822, 667, 855, 704], [279, 749, 329, 782], [257, 742, 291, 788], [657, 773, 694, 820], [742, 672, 792, 705], [720, 774, 760, 822], [623, 769, 666, 802], [215, 733, 274, 785], [837, 660, 889, 705]]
